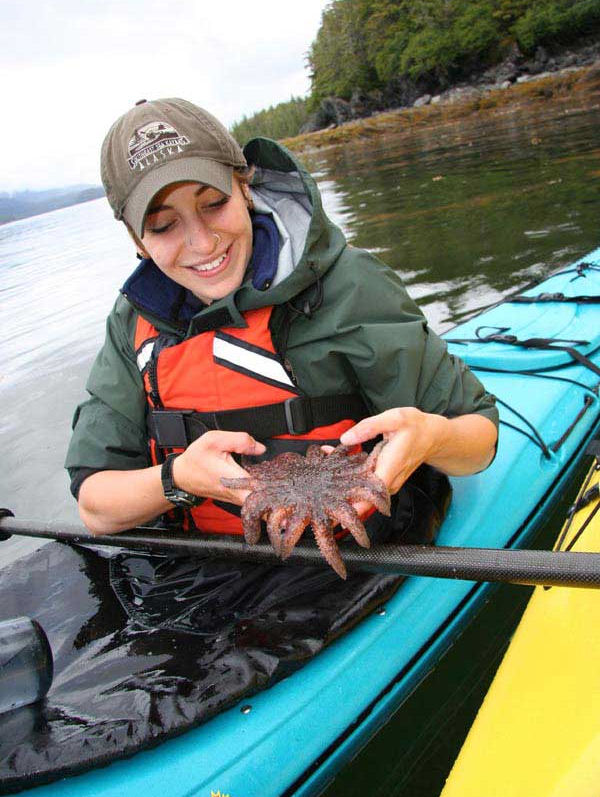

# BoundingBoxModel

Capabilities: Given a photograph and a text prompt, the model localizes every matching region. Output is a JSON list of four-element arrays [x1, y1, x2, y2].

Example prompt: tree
[[307, 0, 377, 101], [513, 0, 600, 53]]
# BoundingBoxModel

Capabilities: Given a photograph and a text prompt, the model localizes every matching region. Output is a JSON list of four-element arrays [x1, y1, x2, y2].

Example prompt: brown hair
[[234, 164, 255, 184]]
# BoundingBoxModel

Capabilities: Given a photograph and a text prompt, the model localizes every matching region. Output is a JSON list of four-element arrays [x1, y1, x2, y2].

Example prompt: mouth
[[188, 247, 230, 277]]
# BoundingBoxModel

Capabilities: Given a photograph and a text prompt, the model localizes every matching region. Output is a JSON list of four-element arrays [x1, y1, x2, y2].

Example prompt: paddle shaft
[[2, 516, 600, 588]]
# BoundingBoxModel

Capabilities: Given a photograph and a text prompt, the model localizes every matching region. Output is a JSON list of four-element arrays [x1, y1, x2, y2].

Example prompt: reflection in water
[[306, 103, 600, 331]]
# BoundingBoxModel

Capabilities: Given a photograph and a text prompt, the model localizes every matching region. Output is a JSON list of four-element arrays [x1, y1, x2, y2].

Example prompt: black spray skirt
[[0, 464, 450, 793]]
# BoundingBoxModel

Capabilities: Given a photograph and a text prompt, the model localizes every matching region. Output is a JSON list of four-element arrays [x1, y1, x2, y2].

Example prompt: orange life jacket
[[134, 305, 368, 534]]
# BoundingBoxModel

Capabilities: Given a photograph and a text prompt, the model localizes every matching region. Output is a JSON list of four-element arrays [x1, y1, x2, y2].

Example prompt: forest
[[231, 0, 600, 143]]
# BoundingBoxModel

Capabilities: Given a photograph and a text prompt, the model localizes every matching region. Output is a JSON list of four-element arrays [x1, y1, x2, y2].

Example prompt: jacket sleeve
[[288, 246, 499, 428], [64, 297, 150, 493]]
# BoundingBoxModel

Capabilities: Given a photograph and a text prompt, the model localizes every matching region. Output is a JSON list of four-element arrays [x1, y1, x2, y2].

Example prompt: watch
[[161, 453, 202, 507]]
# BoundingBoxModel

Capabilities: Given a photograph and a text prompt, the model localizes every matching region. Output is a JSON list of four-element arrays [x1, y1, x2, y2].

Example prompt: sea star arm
[[311, 509, 348, 579], [280, 508, 311, 560], [326, 501, 371, 549], [346, 481, 391, 516], [240, 492, 267, 544], [265, 504, 294, 556]]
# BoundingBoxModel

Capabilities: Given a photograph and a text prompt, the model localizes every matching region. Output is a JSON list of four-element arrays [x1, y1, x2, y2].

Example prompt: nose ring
[[187, 231, 221, 248]]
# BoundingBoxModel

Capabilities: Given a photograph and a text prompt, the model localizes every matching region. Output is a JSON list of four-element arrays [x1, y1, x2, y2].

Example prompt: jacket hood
[[120, 137, 348, 335]]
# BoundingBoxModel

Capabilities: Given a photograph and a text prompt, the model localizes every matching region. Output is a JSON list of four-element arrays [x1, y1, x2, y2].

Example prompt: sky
[[2, 0, 330, 193]]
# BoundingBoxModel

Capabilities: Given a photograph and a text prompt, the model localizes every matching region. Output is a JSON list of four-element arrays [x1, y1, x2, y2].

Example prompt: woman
[[66, 97, 498, 540]]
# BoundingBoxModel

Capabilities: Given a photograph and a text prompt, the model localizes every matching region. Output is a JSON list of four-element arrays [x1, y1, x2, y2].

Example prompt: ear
[[123, 220, 150, 259], [242, 185, 254, 210]]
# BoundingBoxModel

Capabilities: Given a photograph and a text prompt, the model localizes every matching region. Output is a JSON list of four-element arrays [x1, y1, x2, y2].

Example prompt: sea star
[[221, 443, 390, 578]]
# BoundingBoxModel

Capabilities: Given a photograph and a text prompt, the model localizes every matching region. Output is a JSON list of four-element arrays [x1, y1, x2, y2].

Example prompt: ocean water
[[1, 199, 132, 562]]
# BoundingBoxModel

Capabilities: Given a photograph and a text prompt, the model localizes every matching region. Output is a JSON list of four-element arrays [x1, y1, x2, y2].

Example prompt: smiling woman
[[66, 96, 498, 558], [136, 180, 254, 305]]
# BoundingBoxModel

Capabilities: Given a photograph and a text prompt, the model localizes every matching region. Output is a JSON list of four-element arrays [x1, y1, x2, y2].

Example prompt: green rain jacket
[[65, 138, 498, 490]]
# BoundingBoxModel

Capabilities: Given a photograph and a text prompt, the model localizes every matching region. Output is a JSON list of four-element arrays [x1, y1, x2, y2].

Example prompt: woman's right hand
[[78, 430, 266, 535], [172, 430, 266, 505]]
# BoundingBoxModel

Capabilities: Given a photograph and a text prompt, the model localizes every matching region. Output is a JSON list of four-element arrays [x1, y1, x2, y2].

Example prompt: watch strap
[[161, 453, 202, 507]]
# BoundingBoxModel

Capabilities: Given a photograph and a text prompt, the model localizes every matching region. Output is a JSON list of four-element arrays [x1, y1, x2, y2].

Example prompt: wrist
[[161, 453, 202, 507], [423, 413, 452, 465], [171, 452, 188, 491]]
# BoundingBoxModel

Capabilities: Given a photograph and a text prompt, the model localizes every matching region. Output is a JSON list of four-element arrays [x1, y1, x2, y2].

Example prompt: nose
[[185, 219, 219, 255]]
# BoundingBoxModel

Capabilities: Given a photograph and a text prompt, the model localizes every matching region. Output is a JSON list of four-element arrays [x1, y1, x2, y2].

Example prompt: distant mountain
[[0, 185, 105, 225]]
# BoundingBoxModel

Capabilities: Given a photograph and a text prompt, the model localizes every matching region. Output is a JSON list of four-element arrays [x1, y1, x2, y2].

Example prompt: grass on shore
[[282, 63, 600, 155]]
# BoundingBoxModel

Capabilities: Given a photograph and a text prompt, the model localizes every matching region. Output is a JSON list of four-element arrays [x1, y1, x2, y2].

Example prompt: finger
[[365, 439, 387, 469], [371, 431, 414, 481], [320, 445, 335, 454], [220, 476, 251, 489], [204, 430, 266, 456], [340, 409, 408, 446], [382, 462, 416, 496], [374, 456, 407, 492], [224, 488, 251, 506]]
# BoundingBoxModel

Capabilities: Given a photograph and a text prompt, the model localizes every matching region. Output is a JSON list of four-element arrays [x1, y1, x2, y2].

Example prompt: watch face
[[166, 489, 200, 507]]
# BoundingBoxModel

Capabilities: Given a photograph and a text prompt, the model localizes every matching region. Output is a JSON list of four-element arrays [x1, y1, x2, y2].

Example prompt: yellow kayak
[[442, 457, 600, 797]]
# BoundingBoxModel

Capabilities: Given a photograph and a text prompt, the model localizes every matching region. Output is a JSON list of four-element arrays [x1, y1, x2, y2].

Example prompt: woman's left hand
[[339, 407, 497, 503], [340, 408, 445, 497]]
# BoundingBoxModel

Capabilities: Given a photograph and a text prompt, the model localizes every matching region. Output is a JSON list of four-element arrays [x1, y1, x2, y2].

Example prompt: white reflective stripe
[[213, 336, 295, 387], [136, 340, 155, 372]]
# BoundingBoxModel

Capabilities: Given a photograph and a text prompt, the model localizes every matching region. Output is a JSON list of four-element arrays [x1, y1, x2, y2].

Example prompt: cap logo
[[127, 121, 190, 171]]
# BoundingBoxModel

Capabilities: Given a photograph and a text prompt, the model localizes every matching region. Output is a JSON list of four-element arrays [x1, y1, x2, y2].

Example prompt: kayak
[[441, 455, 600, 797], [3, 251, 600, 796]]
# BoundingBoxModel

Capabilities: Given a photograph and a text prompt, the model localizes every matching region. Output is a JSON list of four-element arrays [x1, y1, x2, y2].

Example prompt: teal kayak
[[7, 252, 600, 797]]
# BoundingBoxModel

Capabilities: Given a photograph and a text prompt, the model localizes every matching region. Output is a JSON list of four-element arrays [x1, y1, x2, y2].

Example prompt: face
[[139, 178, 253, 304]]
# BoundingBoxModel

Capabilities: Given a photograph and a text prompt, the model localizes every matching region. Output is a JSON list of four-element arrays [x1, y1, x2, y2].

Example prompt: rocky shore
[[284, 49, 600, 154], [296, 37, 600, 137]]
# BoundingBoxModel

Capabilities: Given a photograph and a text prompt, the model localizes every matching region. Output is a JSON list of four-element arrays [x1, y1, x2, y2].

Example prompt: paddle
[[2, 513, 599, 588]]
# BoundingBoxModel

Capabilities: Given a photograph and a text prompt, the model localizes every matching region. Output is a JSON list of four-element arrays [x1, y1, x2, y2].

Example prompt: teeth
[[192, 253, 226, 272]]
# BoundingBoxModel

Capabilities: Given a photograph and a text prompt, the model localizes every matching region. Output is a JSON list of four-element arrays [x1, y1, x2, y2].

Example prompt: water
[[1, 200, 133, 561], [1, 93, 600, 792], [302, 101, 600, 333]]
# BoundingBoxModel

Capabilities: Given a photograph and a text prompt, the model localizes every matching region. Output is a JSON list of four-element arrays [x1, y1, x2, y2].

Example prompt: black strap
[[190, 306, 239, 334], [448, 327, 600, 378], [508, 292, 600, 304], [555, 445, 600, 554], [148, 394, 369, 448]]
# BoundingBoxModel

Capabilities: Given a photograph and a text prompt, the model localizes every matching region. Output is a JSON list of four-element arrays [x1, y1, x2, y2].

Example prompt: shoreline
[[6, 62, 600, 226], [282, 62, 600, 155]]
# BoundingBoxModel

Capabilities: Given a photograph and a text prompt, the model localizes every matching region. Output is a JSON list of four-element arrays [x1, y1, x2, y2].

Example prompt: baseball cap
[[101, 98, 247, 238]]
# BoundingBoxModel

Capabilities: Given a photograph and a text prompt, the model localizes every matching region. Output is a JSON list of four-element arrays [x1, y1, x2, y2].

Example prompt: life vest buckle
[[283, 397, 313, 436], [151, 409, 197, 448]]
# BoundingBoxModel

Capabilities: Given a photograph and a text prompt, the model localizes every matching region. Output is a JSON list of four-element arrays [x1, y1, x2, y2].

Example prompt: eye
[[203, 196, 229, 211], [145, 218, 176, 235], [146, 223, 170, 234]]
